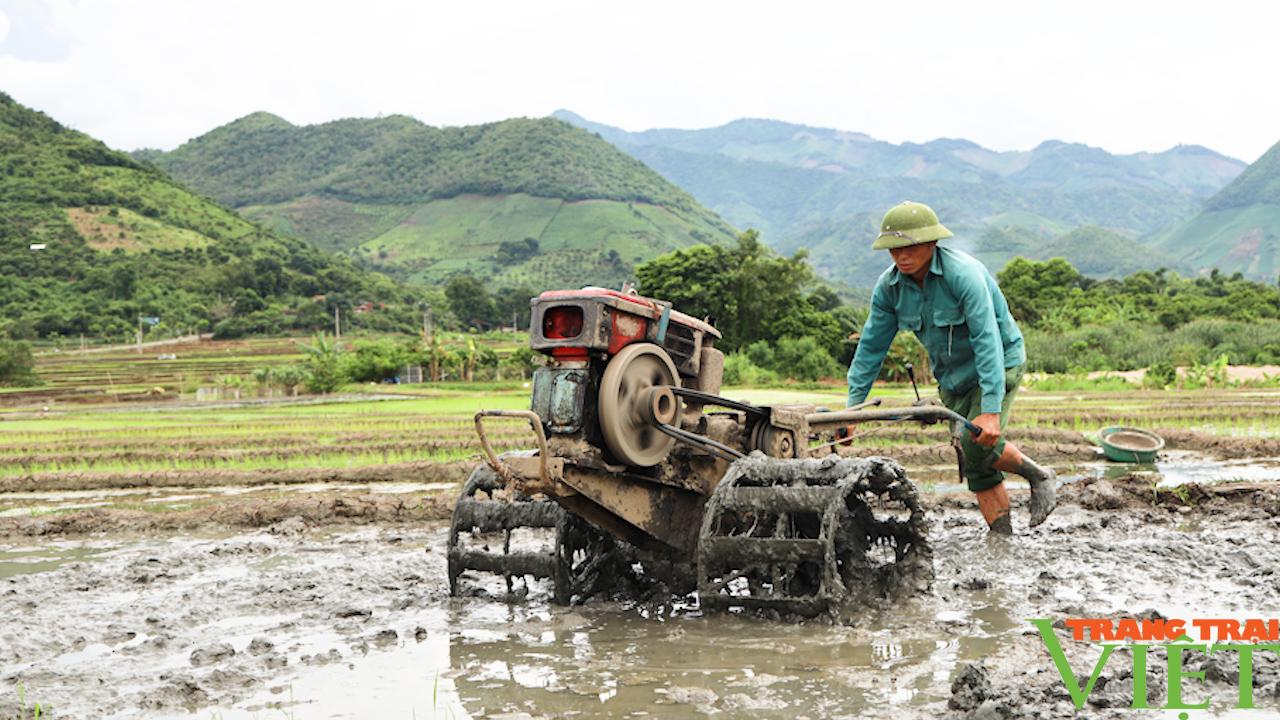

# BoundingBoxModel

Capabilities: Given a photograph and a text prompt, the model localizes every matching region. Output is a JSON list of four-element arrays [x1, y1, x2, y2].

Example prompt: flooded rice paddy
[[4, 482, 1280, 719], [4, 388, 1280, 717]]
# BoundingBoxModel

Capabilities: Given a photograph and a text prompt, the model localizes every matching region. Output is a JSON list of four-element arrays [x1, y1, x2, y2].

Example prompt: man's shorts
[[939, 365, 1024, 493]]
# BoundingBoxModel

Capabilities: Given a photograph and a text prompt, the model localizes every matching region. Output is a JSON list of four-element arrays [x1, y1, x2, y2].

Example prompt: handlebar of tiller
[[806, 405, 982, 438]]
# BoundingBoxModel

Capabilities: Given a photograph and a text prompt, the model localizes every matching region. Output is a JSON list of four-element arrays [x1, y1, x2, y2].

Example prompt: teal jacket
[[846, 246, 1025, 414]]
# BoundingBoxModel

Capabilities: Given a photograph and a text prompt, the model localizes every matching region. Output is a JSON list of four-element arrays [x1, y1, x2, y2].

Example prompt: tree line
[[630, 235, 1280, 383], [998, 258, 1280, 372]]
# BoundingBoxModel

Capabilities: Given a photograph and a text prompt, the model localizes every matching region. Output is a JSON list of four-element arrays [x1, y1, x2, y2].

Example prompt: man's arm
[[954, 268, 1007, 414], [846, 281, 897, 407]]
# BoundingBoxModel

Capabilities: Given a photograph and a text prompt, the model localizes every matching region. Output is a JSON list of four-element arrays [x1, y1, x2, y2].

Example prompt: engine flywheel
[[598, 343, 679, 467]]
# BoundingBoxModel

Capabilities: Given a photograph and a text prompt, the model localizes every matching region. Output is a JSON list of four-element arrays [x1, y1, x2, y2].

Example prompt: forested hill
[[136, 113, 711, 211], [139, 114, 738, 289], [1204, 139, 1280, 211], [554, 110, 1249, 284], [1152, 138, 1280, 279], [0, 92, 417, 341]]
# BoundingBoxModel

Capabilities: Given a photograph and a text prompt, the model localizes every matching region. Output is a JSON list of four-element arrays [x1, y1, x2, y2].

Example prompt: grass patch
[[1025, 373, 1138, 392]]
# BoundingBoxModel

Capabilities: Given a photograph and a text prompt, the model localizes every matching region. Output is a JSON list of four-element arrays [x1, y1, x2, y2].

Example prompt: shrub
[[1144, 361, 1177, 389], [501, 346, 543, 379], [0, 340, 39, 387], [1025, 319, 1280, 373], [722, 353, 778, 386], [773, 336, 840, 382], [298, 333, 344, 394], [743, 340, 775, 370], [341, 338, 413, 383]]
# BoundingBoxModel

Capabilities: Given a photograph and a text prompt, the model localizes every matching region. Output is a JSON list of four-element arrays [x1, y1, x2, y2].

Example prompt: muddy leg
[[975, 483, 1012, 535], [992, 443, 1058, 527], [941, 365, 1026, 532]]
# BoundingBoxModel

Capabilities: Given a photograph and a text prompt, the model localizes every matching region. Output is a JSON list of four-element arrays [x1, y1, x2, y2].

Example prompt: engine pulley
[[597, 343, 680, 467]]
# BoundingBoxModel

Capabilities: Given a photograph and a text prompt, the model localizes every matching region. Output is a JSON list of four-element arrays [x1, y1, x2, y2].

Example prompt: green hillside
[[1035, 226, 1150, 277], [555, 111, 1244, 201], [0, 92, 415, 342], [142, 114, 737, 286], [1154, 140, 1280, 279], [1154, 204, 1280, 280], [1204, 139, 1280, 210]]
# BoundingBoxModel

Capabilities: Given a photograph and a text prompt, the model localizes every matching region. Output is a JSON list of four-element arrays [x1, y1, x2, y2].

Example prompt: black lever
[[906, 362, 921, 402]]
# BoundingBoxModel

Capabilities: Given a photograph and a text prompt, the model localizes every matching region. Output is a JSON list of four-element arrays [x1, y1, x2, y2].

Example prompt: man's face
[[889, 242, 936, 277]]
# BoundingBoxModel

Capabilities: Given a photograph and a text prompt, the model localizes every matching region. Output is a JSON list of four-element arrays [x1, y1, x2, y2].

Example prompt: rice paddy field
[[6, 339, 1280, 719], [2, 343, 1280, 527], [9, 331, 527, 407], [8, 336, 305, 405]]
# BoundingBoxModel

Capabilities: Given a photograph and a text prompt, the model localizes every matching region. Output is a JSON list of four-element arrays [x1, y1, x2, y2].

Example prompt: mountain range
[[137, 113, 737, 289], [9, 81, 1278, 347], [553, 110, 1257, 284]]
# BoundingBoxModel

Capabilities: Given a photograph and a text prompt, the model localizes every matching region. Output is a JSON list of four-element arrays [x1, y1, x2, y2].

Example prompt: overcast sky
[[1, 0, 1276, 162]]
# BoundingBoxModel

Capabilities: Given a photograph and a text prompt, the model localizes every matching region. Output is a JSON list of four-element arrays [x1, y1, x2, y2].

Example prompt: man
[[846, 201, 1057, 533]]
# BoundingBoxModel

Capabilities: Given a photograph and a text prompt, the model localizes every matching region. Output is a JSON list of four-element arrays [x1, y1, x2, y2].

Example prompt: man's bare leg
[[976, 482, 1012, 534]]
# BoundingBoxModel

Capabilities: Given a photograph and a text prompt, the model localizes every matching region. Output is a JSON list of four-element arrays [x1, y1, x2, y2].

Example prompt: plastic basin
[[1097, 426, 1165, 463]]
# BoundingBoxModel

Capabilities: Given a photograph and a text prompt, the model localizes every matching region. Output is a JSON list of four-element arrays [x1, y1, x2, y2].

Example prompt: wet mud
[[1156, 428, 1280, 460], [4, 476, 1280, 719], [0, 489, 455, 537]]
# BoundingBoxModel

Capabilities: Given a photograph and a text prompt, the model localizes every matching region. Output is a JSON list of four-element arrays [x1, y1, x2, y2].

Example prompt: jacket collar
[[887, 245, 945, 286]]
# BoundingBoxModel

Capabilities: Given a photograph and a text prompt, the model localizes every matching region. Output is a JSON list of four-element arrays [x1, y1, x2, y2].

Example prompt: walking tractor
[[448, 286, 979, 616]]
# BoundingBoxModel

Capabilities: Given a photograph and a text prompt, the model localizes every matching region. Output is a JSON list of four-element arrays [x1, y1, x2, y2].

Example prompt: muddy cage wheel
[[696, 454, 932, 618], [447, 460, 566, 599], [553, 514, 622, 605]]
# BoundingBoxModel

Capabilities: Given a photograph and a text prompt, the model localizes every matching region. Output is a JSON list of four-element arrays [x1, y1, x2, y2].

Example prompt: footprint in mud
[[334, 606, 372, 620], [659, 685, 720, 713], [143, 674, 209, 713], [190, 642, 235, 667], [300, 648, 342, 666], [247, 637, 274, 655]]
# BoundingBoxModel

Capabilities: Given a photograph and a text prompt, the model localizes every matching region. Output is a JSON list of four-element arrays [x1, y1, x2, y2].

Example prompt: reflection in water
[[446, 594, 1013, 719], [0, 542, 113, 579], [909, 450, 1280, 490]]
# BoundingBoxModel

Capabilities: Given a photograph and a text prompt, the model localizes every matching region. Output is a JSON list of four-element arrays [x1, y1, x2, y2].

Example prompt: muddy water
[[439, 600, 1010, 719], [175, 598, 1009, 720], [0, 540, 114, 579], [906, 451, 1280, 493], [5, 450, 1276, 520], [1, 523, 1012, 719], [1113, 451, 1280, 486], [4, 494, 1280, 719]]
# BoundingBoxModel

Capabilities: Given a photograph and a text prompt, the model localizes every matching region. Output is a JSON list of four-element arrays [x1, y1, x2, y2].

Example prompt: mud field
[[4, 388, 1280, 718], [3, 464, 1280, 719]]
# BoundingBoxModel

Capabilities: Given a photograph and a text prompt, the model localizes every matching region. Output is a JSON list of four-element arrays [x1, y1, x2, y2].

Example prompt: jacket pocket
[[933, 305, 964, 327], [898, 314, 922, 331]]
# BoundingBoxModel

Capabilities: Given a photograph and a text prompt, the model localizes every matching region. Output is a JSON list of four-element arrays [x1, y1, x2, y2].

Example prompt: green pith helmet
[[872, 201, 953, 250]]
